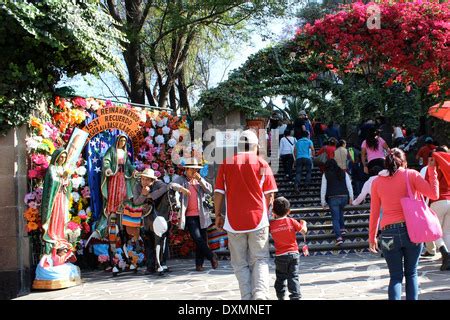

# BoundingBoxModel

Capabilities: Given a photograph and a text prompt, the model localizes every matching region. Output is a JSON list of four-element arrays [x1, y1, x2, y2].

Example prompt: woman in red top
[[369, 148, 439, 300], [425, 148, 450, 271], [316, 138, 337, 173]]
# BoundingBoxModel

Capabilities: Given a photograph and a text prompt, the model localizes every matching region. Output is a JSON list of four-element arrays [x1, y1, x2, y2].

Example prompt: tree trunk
[[177, 70, 191, 117], [169, 85, 177, 113], [124, 41, 145, 104], [158, 82, 171, 110]]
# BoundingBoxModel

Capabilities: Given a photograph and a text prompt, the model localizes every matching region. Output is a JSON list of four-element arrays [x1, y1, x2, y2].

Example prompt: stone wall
[[0, 126, 31, 299]]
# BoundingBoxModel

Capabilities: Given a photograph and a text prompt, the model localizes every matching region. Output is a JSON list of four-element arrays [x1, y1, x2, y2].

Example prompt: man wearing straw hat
[[214, 130, 278, 300], [133, 168, 190, 273], [172, 158, 219, 271]]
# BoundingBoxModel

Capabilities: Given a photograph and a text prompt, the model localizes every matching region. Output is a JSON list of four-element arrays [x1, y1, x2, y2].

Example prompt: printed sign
[[82, 106, 144, 152], [215, 131, 240, 148]]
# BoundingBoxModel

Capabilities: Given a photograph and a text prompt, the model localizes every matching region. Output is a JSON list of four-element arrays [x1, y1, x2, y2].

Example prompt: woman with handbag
[[369, 148, 440, 300], [172, 158, 219, 271]]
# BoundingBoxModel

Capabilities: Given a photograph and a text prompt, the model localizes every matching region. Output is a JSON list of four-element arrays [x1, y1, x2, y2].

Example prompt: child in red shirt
[[269, 197, 307, 300]]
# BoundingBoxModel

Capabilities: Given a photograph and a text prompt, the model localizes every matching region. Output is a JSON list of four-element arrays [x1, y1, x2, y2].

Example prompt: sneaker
[[335, 237, 344, 246], [421, 251, 436, 257]]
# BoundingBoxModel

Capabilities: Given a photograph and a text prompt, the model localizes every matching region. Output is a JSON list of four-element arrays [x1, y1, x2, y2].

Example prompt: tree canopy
[[195, 1, 449, 130], [104, 0, 300, 113], [0, 0, 125, 134]]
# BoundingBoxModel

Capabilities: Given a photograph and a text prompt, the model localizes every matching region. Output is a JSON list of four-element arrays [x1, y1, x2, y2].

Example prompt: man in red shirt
[[416, 137, 436, 167], [214, 130, 278, 300], [269, 197, 307, 300]]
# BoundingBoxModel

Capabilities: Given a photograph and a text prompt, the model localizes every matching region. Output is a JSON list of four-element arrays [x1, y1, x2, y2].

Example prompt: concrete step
[[290, 205, 370, 214], [276, 182, 322, 188], [290, 213, 370, 223], [276, 174, 322, 181], [216, 241, 370, 256], [268, 231, 368, 243], [301, 221, 369, 231]]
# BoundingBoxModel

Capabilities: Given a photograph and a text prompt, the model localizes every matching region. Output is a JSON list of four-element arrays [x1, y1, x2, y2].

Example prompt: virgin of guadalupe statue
[[40, 148, 72, 255], [101, 134, 136, 217]]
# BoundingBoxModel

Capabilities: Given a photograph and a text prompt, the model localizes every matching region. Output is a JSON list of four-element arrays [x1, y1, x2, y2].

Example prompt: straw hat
[[182, 158, 204, 169], [139, 168, 158, 180]]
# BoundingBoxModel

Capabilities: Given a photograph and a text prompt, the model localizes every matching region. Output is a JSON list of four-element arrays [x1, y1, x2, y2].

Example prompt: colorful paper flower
[[78, 210, 88, 220], [162, 126, 171, 135], [71, 192, 80, 203], [168, 138, 177, 148], [27, 222, 39, 232], [72, 97, 87, 108], [25, 136, 42, 151], [67, 221, 81, 231], [155, 135, 164, 145]]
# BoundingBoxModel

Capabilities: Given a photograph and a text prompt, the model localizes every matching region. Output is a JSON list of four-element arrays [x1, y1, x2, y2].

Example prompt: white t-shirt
[[279, 136, 296, 156], [393, 127, 404, 139]]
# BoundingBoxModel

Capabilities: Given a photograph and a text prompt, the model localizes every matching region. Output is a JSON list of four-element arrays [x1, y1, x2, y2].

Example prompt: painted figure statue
[[101, 134, 136, 218], [33, 241, 81, 290], [35, 148, 81, 290], [40, 148, 72, 255], [88, 134, 137, 275]]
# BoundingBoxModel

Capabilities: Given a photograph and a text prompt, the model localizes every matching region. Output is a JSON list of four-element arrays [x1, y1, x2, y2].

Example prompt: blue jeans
[[380, 225, 422, 300], [327, 195, 348, 238], [186, 216, 213, 267], [295, 158, 312, 188], [274, 253, 301, 300]]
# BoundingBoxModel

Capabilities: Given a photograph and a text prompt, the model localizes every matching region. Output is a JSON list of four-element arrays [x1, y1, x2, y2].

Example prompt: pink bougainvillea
[[296, 1, 449, 99]]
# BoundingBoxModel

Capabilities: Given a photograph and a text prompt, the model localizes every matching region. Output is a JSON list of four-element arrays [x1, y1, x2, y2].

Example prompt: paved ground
[[16, 253, 450, 300]]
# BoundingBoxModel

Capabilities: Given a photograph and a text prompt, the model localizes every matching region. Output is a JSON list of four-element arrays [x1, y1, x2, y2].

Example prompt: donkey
[[142, 188, 181, 275]]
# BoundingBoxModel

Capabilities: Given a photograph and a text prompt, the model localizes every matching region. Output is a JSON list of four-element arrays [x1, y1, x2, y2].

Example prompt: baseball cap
[[299, 110, 307, 116], [425, 137, 433, 143], [239, 130, 259, 145]]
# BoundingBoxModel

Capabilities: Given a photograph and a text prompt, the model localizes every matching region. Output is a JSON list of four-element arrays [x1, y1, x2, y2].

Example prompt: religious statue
[[87, 134, 137, 275], [101, 134, 136, 217], [40, 148, 72, 255], [32, 241, 81, 290]]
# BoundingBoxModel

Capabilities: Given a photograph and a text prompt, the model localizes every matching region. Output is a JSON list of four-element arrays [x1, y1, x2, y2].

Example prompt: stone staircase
[[215, 147, 371, 257], [273, 165, 370, 255]]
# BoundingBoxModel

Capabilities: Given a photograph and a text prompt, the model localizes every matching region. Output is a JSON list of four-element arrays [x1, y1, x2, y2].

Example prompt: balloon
[[153, 216, 168, 237]]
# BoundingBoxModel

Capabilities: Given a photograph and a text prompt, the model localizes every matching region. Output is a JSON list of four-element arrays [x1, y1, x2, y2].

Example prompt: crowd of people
[[216, 110, 449, 301]]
